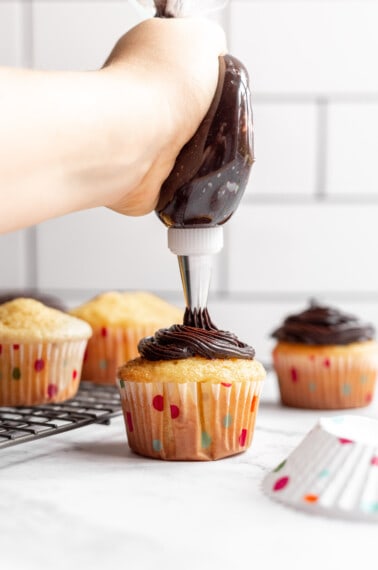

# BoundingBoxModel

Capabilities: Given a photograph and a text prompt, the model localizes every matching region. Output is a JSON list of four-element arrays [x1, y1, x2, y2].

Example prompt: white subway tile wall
[[247, 101, 318, 196], [1, 0, 378, 367], [327, 102, 378, 196], [228, 204, 378, 294], [230, 0, 378, 94], [0, 1, 31, 288], [32, 1, 142, 71], [36, 209, 183, 292], [0, 1, 24, 67]]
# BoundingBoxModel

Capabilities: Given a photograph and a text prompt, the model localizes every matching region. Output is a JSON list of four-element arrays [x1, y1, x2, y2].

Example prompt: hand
[[101, 17, 226, 216], [0, 17, 225, 233]]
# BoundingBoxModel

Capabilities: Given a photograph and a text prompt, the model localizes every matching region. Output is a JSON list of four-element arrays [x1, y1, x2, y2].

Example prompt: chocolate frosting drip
[[272, 302, 375, 345], [138, 308, 255, 361]]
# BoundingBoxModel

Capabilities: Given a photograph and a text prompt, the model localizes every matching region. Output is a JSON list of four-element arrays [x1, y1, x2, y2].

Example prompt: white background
[[1, 0, 378, 364]]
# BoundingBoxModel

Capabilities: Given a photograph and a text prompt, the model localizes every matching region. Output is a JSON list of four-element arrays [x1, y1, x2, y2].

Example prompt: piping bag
[[137, 1, 254, 324]]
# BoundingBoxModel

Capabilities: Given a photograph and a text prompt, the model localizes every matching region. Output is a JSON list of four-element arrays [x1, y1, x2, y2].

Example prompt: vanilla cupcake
[[70, 292, 183, 385], [0, 298, 92, 406], [272, 302, 378, 409], [117, 308, 266, 461]]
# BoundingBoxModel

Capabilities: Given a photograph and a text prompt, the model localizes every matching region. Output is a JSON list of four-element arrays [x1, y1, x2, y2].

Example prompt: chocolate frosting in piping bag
[[272, 302, 375, 346], [156, 54, 254, 228]]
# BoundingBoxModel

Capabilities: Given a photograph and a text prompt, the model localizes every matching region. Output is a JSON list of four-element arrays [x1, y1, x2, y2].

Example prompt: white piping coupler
[[168, 227, 224, 310]]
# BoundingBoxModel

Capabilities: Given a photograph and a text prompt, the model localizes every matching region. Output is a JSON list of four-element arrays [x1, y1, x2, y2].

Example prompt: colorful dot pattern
[[82, 325, 149, 384], [201, 432, 212, 448], [303, 494, 318, 503], [152, 439, 162, 452], [99, 359, 108, 370], [170, 405, 180, 419], [121, 383, 261, 458], [273, 460, 286, 473], [152, 395, 164, 412], [239, 429, 248, 447], [47, 384, 58, 398], [342, 383, 351, 396], [126, 412, 133, 433], [222, 414, 233, 428], [0, 340, 87, 407], [268, 425, 378, 518], [34, 359, 45, 372], [12, 367, 21, 380], [251, 395, 258, 412], [273, 476, 289, 491], [276, 352, 377, 407]]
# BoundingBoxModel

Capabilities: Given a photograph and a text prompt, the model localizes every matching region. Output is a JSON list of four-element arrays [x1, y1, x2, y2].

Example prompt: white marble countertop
[[1, 373, 377, 570]]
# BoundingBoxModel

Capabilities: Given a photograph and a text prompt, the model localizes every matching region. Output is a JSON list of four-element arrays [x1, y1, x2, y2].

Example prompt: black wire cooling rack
[[0, 382, 122, 450]]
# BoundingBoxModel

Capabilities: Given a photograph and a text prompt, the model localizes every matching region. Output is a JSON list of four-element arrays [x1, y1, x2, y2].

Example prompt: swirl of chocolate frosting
[[271, 301, 375, 345], [138, 308, 255, 361]]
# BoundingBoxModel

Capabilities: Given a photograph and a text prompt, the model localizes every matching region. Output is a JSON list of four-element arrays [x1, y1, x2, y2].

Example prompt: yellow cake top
[[118, 356, 266, 384], [0, 298, 92, 342], [69, 291, 183, 327]]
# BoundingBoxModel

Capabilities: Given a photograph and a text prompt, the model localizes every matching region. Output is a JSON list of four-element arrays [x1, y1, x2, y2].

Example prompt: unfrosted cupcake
[[70, 291, 183, 385], [117, 308, 266, 461], [0, 298, 91, 406], [272, 302, 378, 409]]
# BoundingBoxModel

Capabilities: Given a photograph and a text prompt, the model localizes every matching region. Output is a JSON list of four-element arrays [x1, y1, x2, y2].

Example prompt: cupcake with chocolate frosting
[[272, 301, 378, 409], [117, 308, 266, 461]]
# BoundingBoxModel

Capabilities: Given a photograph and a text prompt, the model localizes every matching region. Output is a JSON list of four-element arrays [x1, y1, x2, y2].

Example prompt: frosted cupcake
[[0, 298, 91, 406], [272, 302, 378, 409], [70, 291, 183, 385], [117, 308, 266, 461]]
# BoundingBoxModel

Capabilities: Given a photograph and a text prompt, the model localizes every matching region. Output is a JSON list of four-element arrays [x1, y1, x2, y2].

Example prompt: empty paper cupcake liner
[[117, 378, 264, 460], [0, 340, 87, 406], [263, 415, 378, 522]]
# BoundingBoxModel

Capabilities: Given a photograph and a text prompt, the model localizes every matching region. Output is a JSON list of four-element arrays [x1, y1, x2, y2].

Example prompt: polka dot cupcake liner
[[117, 378, 264, 461], [81, 325, 157, 385], [263, 415, 378, 522], [0, 340, 88, 406], [273, 343, 378, 409]]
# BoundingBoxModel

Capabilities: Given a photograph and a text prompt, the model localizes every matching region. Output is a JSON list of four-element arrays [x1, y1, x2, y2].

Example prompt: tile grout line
[[20, 0, 38, 288], [314, 97, 328, 201], [252, 93, 378, 103], [223, 0, 231, 48], [240, 194, 378, 205], [37, 288, 378, 304], [20, 0, 34, 68], [213, 0, 232, 298]]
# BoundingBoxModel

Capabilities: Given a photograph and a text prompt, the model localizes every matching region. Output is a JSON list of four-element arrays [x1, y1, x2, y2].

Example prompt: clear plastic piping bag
[[131, 0, 228, 18]]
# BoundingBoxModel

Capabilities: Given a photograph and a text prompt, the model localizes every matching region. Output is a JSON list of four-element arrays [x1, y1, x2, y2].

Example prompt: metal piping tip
[[177, 255, 213, 310]]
